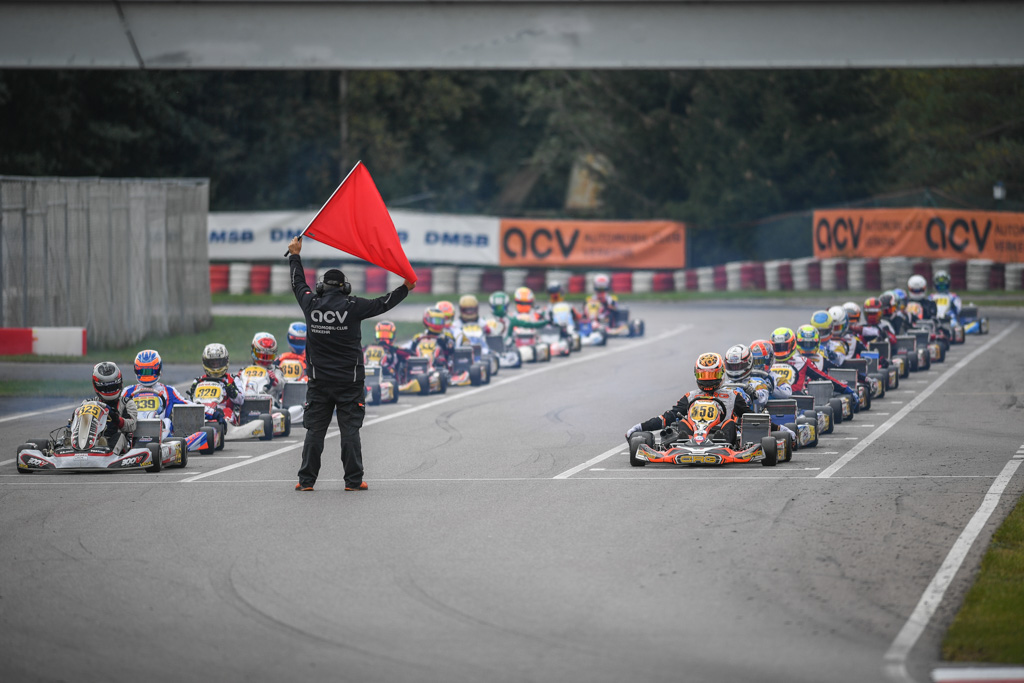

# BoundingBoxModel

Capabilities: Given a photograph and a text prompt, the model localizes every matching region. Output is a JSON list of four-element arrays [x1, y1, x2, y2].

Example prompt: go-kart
[[894, 334, 929, 372], [577, 318, 607, 346], [805, 379, 855, 424], [192, 379, 275, 441], [399, 337, 448, 395], [236, 365, 294, 435], [629, 400, 787, 467], [16, 401, 187, 473], [959, 304, 989, 336], [770, 364, 840, 433], [931, 294, 966, 343], [867, 340, 905, 384], [831, 366, 873, 411], [910, 323, 945, 364], [362, 345, 399, 404], [449, 346, 491, 386], [538, 324, 573, 357], [458, 323, 500, 377], [764, 398, 819, 448], [512, 327, 551, 363], [550, 303, 583, 352], [485, 333, 523, 369], [130, 388, 221, 453]]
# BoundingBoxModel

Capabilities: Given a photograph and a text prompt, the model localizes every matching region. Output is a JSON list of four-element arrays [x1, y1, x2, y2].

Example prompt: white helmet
[[907, 274, 928, 299], [827, 305, 848, 337], [723, 344, 752, 382]]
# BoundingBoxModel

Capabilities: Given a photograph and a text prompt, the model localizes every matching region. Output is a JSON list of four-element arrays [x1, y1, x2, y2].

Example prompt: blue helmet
[[287, 322, 307, 353], [134, 349, 162, 387]]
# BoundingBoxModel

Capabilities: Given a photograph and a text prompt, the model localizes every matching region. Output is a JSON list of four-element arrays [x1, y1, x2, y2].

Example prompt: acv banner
[[499, 219, 686, 269], [813, 208, 1024, 263]]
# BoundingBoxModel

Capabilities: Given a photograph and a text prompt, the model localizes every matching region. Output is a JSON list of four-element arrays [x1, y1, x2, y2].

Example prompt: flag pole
[[283, 160, 362, 257]]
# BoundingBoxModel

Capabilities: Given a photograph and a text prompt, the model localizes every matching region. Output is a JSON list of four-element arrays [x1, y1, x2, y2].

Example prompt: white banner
[[208, 209, 500, 264]]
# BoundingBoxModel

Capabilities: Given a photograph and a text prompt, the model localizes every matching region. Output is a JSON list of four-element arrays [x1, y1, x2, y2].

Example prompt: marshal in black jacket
[[290, 254, 409, 384]]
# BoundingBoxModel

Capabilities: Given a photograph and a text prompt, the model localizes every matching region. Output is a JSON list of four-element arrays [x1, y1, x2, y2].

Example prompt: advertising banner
[[209, 209, 500, 264], [499, 219, 686, 269], [814, 208, 1024, 263]]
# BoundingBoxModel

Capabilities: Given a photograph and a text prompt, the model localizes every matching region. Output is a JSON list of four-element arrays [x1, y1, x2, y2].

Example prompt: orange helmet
[[748, 339, 774, 372], [436, 301, 455, 328], [375, 320, 396, 344], [513, 286, 535, 314], [694, 352, 725, 393], [423, 307, 446, 334], [863, 297, 882, 325]]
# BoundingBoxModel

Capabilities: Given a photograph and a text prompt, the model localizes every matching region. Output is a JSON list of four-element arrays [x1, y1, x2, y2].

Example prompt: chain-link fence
[[0, 176, 211, 349]]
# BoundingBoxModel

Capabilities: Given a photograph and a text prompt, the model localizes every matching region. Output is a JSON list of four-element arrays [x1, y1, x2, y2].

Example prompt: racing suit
[[785, 354, 856, 395], [931, 291, 962, 322], [636, 386, 750, 446], [79, 391, 137, 456], [124, 382, 191, 437], [364, 340, 408, 379], [187, 373, 245, 425], [406, 330, 456, 368], [909, 297, 939, 321], [278, 350, 308, 380]]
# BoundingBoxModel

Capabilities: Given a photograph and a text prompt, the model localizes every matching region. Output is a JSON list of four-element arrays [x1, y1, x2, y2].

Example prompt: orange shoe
[[295, 482, 314, 492], [345, 482, 368, 491]]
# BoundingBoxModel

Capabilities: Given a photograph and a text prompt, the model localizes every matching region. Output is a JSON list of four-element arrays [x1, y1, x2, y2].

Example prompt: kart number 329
[[195, 385, 223, 401]]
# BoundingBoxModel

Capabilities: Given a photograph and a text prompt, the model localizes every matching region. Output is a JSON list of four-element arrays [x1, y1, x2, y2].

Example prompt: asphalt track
[[2, 301, 1023, 683]]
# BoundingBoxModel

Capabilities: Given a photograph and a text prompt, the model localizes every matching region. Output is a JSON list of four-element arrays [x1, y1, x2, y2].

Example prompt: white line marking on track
[[818, 324, 1019, 480], [553, 443, 625, 479], [0, 458, 15, 467], [932, 667, 1024, 682], [884, 456, 1023, 683], [184, 325, 692, 483], [0, 402, 76, 423]]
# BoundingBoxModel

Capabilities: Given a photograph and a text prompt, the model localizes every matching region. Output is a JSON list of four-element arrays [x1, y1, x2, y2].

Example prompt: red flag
[[301, 162, 416, 283]]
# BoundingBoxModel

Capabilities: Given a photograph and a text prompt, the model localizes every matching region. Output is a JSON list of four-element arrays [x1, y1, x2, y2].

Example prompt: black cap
[[323, 269, 346, 286]]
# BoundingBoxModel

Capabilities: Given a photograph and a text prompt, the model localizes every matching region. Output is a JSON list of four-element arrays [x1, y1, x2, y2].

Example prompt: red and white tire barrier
[[0, 327, 87, 356]]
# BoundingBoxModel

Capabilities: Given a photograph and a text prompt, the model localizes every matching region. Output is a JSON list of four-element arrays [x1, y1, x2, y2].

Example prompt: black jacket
[[290, 255, 409, 384]]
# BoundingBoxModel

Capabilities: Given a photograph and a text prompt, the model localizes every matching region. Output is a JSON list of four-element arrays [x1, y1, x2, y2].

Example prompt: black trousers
[[297, 379, 365, 487]]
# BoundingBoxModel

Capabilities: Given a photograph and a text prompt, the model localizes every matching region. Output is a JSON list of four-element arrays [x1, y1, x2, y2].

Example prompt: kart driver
[[87, 362, 138, 455], [450, 294, 480, 339], [772, 327, 856, 396], [278, 322, 308, 369], [240, 332, 286, 403], [586, 273, 630, 335], [625, 352, 751, 446], [406, 307, 457, 366], [931, 270, 963, 323], [907, 275, 939, 320], [187, 343, 245, 425], [368, 320, 409, 375], [123, 349, 191, 436]]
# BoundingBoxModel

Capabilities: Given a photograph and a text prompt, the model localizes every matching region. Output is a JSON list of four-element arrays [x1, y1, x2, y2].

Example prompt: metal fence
[[0, 176, 212, 349]]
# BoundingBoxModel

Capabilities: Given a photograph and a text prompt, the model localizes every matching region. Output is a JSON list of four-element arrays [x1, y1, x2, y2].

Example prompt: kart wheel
[[259, 413, 274, 441], [216, 422, 226, 450], [439, 373, 448, 394], [169, 437, 189, 468], [829, 398, 844, 424], [797, 416, 818, 447], [773, 430, 794, 462], [628, 432, 653, 467], [906, 354, 918, 373], [820, 406, 835, 434], [897, 359, 909, 379], [281, 411, 291, 438], [389, 385, 400, 403], [469, 365, 482, 386], [784, 423, 799, 451], [481, 363, 491, 384], [859, 383, 873, 410], [145, 443, 163, 472], [200, 426, 216, 455], [15, 445, 38, 473], [919, 351, 931, 371], [371, 384, 382, 405], [760, 436, 778, 467]]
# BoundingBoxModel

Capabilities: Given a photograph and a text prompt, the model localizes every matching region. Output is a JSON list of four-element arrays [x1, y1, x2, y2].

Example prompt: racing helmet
[[546, 282, 564, 303], [694, 352, 725, 393], [749, 339, 775, 372], [286, 322, 307, 354], [423, 307, 446, 334], [893, 288, 909, 310], [723, 344, 752, 382], [934, 270, 951, 293], [810, 310, 833, 343], [134, 349, 162, 387], [796, 325, 820, 355], [489, 291, 509, 317], [513, 286, 535, 314], [458, 294, 479, 323], [908, 274, 928, 299], [879, 291, 896, 317], [436, 301, 455, 328], [202, 343, 230, 378], [863, 297, 882, 325], [375, 320, 396, 344], [592, 273, 611, 298], [251, 332, 278, 366], [770, 327, 797, 361], [827, 305, 848, 337], [92, 362, 123, 401], [843, 301, 862, 325]]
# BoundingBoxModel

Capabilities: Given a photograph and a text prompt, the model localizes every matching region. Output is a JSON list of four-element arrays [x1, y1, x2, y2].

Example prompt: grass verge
[[0, 380, 94, 398], [942, 496, 1024, 663]]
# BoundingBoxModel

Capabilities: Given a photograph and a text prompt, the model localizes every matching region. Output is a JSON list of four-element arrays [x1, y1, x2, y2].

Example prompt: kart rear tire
[[820, 406, 835, 434], [628, 432, 653, 467], [773, 430, 794, 462], [281, 411, 291, 438], [169, 437, 189, 468], [259, 413, 274, 441], [200, 426, 216, 455], [145, 443, 163, 472], [829, 398, 845, 424], [907, 354, 919, 373], [898, 360, 909, 379], [797, 416, 819, 447], [370, 384, 382, 405], [469, 365, 482, 386], [480, 363, 491, 384], [784, 423, 799, 451], [760, 436, 778, 467], [16, 444, 39, 473], [439, 373, 448, 394], [859, 383, 873, 410]]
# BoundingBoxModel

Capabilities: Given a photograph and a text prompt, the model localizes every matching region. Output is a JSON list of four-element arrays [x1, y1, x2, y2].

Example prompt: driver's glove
[[625, 423, 642, 440], [225, 382, 239, 399]]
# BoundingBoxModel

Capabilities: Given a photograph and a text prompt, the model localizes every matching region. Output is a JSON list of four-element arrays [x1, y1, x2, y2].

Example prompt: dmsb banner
[[814, 208, 1024, 263]]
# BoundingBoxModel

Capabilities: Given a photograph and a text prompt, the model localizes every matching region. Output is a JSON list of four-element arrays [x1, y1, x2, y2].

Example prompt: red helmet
[[423, 307, 446, 334], [863, 297, 882, 326], [375, 320, 396, 344]]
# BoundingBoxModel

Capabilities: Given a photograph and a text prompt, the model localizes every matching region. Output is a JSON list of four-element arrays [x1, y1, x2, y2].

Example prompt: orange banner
[[499, 219, 686, 269], [813, 208, 1024, 263]]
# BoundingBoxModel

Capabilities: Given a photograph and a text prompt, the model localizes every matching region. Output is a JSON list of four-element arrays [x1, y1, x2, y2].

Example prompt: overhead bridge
[[1, 1, 1021, 69]]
